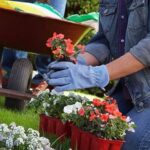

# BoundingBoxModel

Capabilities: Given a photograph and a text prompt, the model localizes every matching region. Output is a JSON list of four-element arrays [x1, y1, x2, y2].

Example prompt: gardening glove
[[43, 61, 109, 92], [45, 55, 87, 78]]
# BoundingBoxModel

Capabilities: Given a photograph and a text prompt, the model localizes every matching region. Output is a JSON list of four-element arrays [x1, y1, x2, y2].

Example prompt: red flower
[[46, 32, 85, 61], [52, 32, 58, 39], [121, 116, 127, 121], [105, 103, 117, 114], [56, 33, 64, 39], [112, 110, 122, 117], [92, 98, 106, 107], [95, 109, 100, 116], [52, 32, 64, 40], [52, 47, 61, 56], [46, 38, 53, 48], [78, 108, 85, 116], [64, 39, 72, 45], [66, 43, 75, 55], [89, 111, 96, 121], [100, 114, 109, 122]]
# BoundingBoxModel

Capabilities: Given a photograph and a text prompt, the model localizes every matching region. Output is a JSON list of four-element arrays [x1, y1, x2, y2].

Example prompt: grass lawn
[[0, 96, 70, 149], [0, 96, 39, 130]]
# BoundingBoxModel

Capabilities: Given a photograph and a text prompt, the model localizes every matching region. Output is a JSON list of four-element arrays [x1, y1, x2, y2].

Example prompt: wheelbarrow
[[0, 7, 93, 110]]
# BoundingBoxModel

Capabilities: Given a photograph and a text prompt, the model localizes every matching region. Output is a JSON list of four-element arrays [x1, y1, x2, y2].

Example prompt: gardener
[[44, 0, 150, 149]]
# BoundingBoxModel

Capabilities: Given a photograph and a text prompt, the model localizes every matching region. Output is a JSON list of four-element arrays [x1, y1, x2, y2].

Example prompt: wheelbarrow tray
[[0, 8, 92, 101], [0, 7, 92, 55]]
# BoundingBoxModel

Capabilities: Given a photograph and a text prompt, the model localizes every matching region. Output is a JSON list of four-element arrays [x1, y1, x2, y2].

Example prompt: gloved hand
[[44, 61, 110, 92]]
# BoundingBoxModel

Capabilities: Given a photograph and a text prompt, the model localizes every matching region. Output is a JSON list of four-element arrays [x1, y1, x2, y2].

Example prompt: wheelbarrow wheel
[[5, 58, 33, 111]]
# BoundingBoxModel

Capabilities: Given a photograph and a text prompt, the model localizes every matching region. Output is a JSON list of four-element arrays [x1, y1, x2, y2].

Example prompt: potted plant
[[62, 97, 136, 150], [28, 90, 89, 139], [46, 32, 85, 63]]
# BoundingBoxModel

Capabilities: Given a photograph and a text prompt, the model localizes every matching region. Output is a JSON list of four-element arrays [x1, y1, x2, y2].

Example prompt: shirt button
[[121, 39, 125, 43], [121, 15, 125, 19], [103, 9, 109, 15]]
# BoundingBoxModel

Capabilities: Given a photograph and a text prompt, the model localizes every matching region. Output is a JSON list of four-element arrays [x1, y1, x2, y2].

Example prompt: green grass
[[0, 97, 70, 150], [0, 97, 39, 130]]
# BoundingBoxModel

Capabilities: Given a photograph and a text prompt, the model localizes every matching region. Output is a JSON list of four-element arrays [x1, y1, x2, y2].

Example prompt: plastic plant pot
[[39, 114, 49, 134], [71, 125, 82, 150]]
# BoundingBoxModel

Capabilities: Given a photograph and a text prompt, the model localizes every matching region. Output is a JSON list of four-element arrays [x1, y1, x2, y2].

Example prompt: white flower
[[43, 102, 50, 109], [45, 111, 49, 116], [0, 134, 4, 142], [9, 122, 16, 129], [81, 96, 90, 103], [5, 138, 13, 148], [128, 121, 135, 132], [126, 116, 131, 122], [128, 127, 135, 132], [74, 102, 82, 111], [39, 137, 50, 146], [51, 89, 64, 95], [0, 124, 9, 133], [27, 128, 40, 137], [64, 102, 82, 114], [0, 123, 53, 150], [29, 98, 36, 103], [14, 137, 24, 146], [53, 98, 59, 105], [64, 105, 74, 114]]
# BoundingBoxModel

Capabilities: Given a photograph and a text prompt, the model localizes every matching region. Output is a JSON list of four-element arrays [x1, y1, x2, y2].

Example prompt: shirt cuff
[[129, 37, 150, 66], [85, 43, 110, 64]]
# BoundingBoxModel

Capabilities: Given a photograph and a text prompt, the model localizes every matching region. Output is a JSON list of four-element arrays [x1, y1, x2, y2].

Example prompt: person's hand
[[44, 61, 109, 92]]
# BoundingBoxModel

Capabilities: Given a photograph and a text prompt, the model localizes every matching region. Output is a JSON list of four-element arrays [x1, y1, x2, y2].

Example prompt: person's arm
[[83, 32, 150, 80], [106, 52, 145, 80], [106, 33, 150, 80], [79, 52, 100, 66]]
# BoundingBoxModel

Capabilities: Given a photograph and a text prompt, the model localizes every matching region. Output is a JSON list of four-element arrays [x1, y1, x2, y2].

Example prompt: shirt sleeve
[[85, 23, 111, 64], [130, 33, 150, 66]]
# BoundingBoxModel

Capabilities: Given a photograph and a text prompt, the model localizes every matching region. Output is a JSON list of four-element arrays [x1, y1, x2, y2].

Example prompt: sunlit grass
[[0, 97, 39, 130]]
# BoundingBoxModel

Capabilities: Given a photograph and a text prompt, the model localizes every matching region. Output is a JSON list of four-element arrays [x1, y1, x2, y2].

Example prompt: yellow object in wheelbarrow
[[0, 0, 13, 10], [0, 0, 62, 19]]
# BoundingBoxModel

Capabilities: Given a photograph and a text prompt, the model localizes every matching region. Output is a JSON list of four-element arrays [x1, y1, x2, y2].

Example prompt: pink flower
[[78, 108, 85, 116], [89, 111, 96, 121], [46, 38, 53, 48], [52, 47, 61, 55], [56, 33, 64, 39]]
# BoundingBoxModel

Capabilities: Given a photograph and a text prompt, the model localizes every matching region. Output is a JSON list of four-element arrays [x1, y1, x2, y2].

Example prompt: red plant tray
[[71, 125, 124, 150]]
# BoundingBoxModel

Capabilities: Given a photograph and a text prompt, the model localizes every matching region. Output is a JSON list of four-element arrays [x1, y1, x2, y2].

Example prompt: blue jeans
[[112, 83, 150, 150], [2, 48, 28, 73], [34, 0, 67, 82], [48, 0, 67, 17]]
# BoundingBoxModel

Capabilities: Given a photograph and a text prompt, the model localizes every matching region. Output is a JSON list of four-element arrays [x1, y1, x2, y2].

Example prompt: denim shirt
[[86, 0, 150, 112]]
